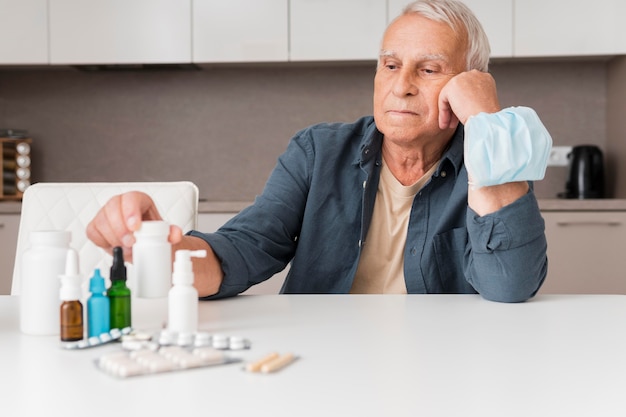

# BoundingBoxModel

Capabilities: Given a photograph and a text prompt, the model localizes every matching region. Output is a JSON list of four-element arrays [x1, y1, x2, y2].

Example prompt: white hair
[[394, 0, 491, 71]]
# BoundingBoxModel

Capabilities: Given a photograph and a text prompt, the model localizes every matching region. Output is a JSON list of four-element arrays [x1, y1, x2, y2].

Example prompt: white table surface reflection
[[1, 294, 626, 416]]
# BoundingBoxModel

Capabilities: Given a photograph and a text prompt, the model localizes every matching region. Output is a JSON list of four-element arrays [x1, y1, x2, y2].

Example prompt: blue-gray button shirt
[[191, 116, 548, 302]]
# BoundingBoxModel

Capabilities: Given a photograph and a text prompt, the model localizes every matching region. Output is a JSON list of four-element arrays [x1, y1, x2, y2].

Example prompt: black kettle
[[560, 145, 605, 199]]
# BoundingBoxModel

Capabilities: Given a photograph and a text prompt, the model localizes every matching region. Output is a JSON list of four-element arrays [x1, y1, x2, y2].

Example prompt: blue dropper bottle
[[87, 268, 111, 338]]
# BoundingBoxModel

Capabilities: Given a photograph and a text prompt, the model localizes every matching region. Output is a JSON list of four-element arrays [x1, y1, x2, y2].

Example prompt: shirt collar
[[435, 124, 464, 179], [357, 121, 465, 180], [354, 122, 383, 166]]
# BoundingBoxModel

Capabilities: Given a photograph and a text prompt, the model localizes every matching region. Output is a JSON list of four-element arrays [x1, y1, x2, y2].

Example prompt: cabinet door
[[541, 212, 626, 294], [387, 0, 513, 58], [49, 0, 191, 64], [193, 0, 288, 63], [0, 0, 48, 64], [515, 0, 626, 57], [290, 0, 387, 61], [0, 214, 20, 295]]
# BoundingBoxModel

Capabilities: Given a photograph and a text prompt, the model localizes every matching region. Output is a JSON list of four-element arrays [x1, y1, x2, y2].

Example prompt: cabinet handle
[[556, 221, 622, 227]]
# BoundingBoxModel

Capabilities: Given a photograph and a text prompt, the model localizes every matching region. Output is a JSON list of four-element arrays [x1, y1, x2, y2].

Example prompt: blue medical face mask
[[464, 106, 553, 188]]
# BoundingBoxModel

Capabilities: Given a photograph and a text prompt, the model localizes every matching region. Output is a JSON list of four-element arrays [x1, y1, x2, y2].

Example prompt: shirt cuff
[[466, 190, 545, 253]]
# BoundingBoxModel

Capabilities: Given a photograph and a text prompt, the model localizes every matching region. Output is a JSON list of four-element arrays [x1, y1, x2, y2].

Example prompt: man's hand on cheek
[[438, 70, 501, 130]]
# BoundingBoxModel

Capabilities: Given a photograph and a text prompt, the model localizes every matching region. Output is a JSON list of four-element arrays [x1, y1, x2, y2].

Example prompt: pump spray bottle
[[59, 250, 83, 342], [168, 249, 206, 334], [108, 247, 131, 329]]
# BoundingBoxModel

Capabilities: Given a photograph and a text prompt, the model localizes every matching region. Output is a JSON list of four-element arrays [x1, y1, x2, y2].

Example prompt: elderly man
[[87, 0, 551, 302]]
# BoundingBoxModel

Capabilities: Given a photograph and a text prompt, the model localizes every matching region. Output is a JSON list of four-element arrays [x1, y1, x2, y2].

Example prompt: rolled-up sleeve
[[465, 190, 548, 302]]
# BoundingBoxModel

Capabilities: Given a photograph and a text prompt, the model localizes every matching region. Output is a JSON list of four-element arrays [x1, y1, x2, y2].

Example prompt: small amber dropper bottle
[[108, 247, 131, 329]]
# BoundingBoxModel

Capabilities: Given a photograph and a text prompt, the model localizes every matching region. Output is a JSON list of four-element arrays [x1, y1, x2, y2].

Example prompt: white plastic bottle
[[20, 230, 72, 335], [132, 220, 172, 298], [168, 249, 207, 334]]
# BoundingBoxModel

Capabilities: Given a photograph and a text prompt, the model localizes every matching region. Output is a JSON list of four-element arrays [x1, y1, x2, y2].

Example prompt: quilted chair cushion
[[12, 181, 198, 295]]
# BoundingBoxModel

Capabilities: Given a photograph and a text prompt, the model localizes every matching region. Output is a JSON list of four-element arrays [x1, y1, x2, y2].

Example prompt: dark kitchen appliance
[[560, 145, 605, 199]]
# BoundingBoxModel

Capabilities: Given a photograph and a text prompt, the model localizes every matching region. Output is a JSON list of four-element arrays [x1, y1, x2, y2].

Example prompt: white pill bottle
[[133, 220, 172, 298], [168, 249, 206, 334], [20, 230, 72, 335]]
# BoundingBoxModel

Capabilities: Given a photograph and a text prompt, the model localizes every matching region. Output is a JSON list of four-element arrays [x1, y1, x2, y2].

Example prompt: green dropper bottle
[[108, 246, 131, 329]]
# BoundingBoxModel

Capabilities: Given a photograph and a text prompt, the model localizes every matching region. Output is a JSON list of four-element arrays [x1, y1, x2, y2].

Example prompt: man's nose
[[393, 69, 419, 96]]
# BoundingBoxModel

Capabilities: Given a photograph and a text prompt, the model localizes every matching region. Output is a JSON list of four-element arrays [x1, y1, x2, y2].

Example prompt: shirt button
[[362, 180, 367, 188], [441, 171, 447, 177], [358, 240, 362, 247], [364, 148, 370, 155], [410, 247, 417, 256]]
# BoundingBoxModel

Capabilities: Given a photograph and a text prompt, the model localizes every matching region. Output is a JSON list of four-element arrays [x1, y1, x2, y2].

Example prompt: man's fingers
[[168, 225, 183, 245], [120, 192, 162, 231], [86, 194, 127, 251], [438, 92, 459, 130], [438, 70, 500, 128], [86, 192, 163, 256]]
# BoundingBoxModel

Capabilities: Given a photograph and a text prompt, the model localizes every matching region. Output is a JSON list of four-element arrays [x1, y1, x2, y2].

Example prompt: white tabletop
[[1, 294, 626, 416]]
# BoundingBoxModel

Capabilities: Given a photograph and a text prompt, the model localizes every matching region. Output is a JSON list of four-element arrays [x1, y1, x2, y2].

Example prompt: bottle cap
[[59, 249, 82, 301], [30, 230, 71, 246], [89, 268, 107, 294], [110, 246, 127, 282], [135, 220, 169, 237]]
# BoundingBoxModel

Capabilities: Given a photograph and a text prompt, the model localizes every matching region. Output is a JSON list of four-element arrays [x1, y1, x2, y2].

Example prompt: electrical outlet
[[548, 146, 572, 167]]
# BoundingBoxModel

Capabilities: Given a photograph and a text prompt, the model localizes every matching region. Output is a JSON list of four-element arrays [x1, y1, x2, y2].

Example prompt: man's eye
[[420, 68, 445, 79], [386, 64, 398, 70]]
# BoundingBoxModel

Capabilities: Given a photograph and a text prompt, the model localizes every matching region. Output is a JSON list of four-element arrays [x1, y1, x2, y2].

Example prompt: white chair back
[[11, 181, 198, 295]]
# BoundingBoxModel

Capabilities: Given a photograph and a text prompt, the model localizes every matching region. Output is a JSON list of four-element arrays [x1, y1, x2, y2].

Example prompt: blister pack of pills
[[97, 345, 240, 378], [61, 327, 133, 350], [155, 329, 251, 350]]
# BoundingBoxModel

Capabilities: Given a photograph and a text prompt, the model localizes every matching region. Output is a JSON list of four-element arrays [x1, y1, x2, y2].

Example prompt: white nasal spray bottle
[[168, 249, 207, 334]]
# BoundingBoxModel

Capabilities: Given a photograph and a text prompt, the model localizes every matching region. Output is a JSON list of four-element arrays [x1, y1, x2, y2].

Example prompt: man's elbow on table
[[473, 270, 547, 303]]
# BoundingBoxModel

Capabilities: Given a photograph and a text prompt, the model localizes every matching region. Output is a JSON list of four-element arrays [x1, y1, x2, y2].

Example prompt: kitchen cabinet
[[515, 0, 626, 57], [0, 214, 20, 295], [6, 0, 626, 66], [193, 0, 288, 63], [387, 0, 513, 58], [462, 0, 512, 58], [0, 0, 48, 64], [49, 0, 191, 65], [540, 211, 626, 294], [289, 0, 387, 61], [196, 213, 286, 294]]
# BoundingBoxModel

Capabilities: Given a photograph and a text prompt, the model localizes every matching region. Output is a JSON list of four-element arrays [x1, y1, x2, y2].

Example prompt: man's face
[[373, 13, 467, 144]]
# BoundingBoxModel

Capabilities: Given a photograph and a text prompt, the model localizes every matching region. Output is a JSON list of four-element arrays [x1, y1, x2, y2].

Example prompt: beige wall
[[0, 59, 611, 201]]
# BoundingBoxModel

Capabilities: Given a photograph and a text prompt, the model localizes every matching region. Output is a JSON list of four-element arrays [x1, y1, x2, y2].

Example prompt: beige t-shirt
[[350, 159, 438, 294]]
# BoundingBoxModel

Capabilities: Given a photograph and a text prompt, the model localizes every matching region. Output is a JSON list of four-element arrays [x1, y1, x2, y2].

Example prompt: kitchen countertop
[[4, 199, 626, 215], [202, 199, 626, 212], [0, 200, 252, 215], [0, 201, 21, 214], [537, 198, 626, 211]]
